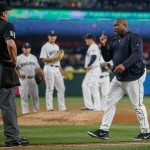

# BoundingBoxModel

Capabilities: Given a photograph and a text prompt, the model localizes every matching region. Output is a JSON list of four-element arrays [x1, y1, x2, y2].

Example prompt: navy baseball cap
[[22, 42, 31, 48], [49, 30, 57, 36], [0, 2, 11, 13], [83, 33, 96, 40]]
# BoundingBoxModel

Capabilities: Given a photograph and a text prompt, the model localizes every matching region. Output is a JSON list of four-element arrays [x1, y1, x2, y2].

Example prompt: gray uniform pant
[[0, 63, 19, 143]]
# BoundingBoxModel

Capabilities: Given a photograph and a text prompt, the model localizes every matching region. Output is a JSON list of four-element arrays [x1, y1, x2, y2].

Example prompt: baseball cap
[[22, 42, 31, 48], [0, 2, 11, 13], [49, 30, 57, 36], [83, 33, 96, 40]]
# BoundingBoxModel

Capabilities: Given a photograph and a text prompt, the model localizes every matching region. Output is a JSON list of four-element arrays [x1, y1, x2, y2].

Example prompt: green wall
[[38, 72, 85, 97], [38, 71, 115, 97]]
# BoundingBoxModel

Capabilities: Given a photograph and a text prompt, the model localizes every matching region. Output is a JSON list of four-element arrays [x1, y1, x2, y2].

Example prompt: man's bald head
[[116, 18, 128, 27], [113, 18, 128, 35]]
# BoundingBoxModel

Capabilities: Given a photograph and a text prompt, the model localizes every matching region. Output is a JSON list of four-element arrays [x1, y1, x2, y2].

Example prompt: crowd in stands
[[2, 0, 150, 11]]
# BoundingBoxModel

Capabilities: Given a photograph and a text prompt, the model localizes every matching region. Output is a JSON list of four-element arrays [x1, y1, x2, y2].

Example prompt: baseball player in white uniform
[[17, 42, 44, 114], [81, 33, 101, 111], [99, 57, 113, 111], [40, 31, 67, 112]]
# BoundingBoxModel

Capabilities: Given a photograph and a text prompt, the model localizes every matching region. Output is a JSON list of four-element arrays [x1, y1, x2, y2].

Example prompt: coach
[[88, 18, 150, 140]]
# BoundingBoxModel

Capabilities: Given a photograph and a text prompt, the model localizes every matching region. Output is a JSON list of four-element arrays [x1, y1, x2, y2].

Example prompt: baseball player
[[88, 18, 150, 140], [40, 30, 67, 112], [99, 57, 113, 111], [17, 42, 44, 114], [81, 33, 101, 111]]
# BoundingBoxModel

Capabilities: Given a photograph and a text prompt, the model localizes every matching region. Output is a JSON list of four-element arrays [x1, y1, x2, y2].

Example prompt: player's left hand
[[54, 50, 64, 61], [86, 66, 93, 72], [114, 64, 125, 73]]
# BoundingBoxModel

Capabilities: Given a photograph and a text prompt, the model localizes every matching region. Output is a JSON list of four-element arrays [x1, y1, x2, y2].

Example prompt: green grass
[[0, 124, 150, 149], [0, 96, 150, 149]]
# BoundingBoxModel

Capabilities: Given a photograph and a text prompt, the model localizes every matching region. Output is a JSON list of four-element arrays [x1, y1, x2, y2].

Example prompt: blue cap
[[83, 33, 96, 40], [0, 2, 11, 13], [49, 30, 57, 36], [22, 42, 31, 48]]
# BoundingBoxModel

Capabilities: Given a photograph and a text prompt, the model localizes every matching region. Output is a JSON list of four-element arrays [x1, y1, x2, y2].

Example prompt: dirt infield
[[0, 105, 150, 149], [0, 105, 140, 126]]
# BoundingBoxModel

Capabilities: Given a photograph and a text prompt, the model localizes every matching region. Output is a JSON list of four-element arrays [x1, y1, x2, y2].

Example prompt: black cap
[[22, 42, 31, 48], [83, 33, 96, 40], [49, 30, 57, 36], [0, 2, 11, 13]]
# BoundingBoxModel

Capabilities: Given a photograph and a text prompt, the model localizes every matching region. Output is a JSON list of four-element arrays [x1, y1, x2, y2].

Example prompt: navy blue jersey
[[101, 31, 145, 81], [0, 18, 16, 61]]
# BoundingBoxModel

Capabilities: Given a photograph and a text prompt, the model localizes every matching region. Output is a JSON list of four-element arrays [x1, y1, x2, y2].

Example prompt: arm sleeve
[[88, 55, 96, 66], [101, 45, 112, 62], [122, 34, 143, 69], [3, 23, 16, 41]]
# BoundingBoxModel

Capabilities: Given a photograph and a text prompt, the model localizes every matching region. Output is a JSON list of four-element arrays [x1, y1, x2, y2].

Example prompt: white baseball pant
[[100, 70, 150, 133], [44, 65, 66, 111], [99, 75, 110, 111], [82, 67, 101, 110], [19, 78, 39, 114]]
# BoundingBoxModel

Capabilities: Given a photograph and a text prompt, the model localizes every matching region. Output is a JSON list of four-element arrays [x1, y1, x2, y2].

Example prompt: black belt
[[26, 76, 34, 78], [100, 75, 108, 78], [50, 65, 59, 67]]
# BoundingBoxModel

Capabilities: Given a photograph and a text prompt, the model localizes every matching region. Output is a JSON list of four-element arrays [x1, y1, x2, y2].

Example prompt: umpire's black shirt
[[0, 18, 16, 61], [101, 31, 145, 81]]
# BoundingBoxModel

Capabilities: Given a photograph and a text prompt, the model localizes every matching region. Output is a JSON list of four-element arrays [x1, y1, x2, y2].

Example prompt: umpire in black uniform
[[0, 2, 29, 147]]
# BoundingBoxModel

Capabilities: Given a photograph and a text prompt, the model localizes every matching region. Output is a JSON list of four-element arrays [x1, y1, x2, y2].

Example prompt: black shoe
[[5, 137, 29, 147], [48, 109, 54, 111], [134, 132, 150, 140], [87, 129, 109, 140], [81, 107, 93, 111]]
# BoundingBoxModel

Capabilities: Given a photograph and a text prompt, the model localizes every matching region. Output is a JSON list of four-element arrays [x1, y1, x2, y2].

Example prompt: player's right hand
[[100, 31, 107, 46], [18, 74, 25, 79]]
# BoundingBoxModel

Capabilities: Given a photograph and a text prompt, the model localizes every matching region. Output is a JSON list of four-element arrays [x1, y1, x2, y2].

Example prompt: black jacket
[[101, 31, 145, 81]]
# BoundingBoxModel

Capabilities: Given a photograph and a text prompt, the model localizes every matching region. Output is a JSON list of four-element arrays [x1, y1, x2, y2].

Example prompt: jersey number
[[10, 31, 16, 39]]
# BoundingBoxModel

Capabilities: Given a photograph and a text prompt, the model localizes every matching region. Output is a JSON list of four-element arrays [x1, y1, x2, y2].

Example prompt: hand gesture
[[100, 31, 107, 46], [113, 64, 125, 73]]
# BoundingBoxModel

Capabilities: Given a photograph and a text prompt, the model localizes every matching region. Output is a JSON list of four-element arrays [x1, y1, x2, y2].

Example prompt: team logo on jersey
[[20, 62, 35, 67], [49, 51, 57, 55]]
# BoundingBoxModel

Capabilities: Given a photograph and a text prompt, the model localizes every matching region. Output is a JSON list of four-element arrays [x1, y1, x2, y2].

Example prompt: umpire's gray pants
[[0, 63, 19, 142]]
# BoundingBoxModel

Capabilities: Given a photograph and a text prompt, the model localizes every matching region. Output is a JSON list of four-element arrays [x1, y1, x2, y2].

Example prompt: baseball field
[[0, 96, 150, 149]]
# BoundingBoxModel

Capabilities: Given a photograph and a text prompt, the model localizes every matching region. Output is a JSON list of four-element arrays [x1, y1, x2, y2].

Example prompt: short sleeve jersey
[[40, 42, 60, 66], [84, 43, 101, 68], [17, 54, 40, 76], [0, 18, 16, 61]]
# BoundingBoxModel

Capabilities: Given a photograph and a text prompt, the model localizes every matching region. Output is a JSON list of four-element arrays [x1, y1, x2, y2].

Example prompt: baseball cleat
[[87, 129, 109, 140], [81, 107, 93, 111], [48, 109, 54, 112], [134, 132, 150, 140]]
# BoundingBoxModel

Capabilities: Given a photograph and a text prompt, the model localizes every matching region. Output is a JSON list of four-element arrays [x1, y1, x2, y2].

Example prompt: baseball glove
[[54, 50, 64, 61], [35, 73, 44, 84]]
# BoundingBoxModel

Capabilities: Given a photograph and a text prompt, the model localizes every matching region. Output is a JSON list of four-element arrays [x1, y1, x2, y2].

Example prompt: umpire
[[0, 2, 29, 147]]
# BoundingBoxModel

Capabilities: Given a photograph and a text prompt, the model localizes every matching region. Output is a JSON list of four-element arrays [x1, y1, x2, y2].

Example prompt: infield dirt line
[[0, 142, 150, 150]]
